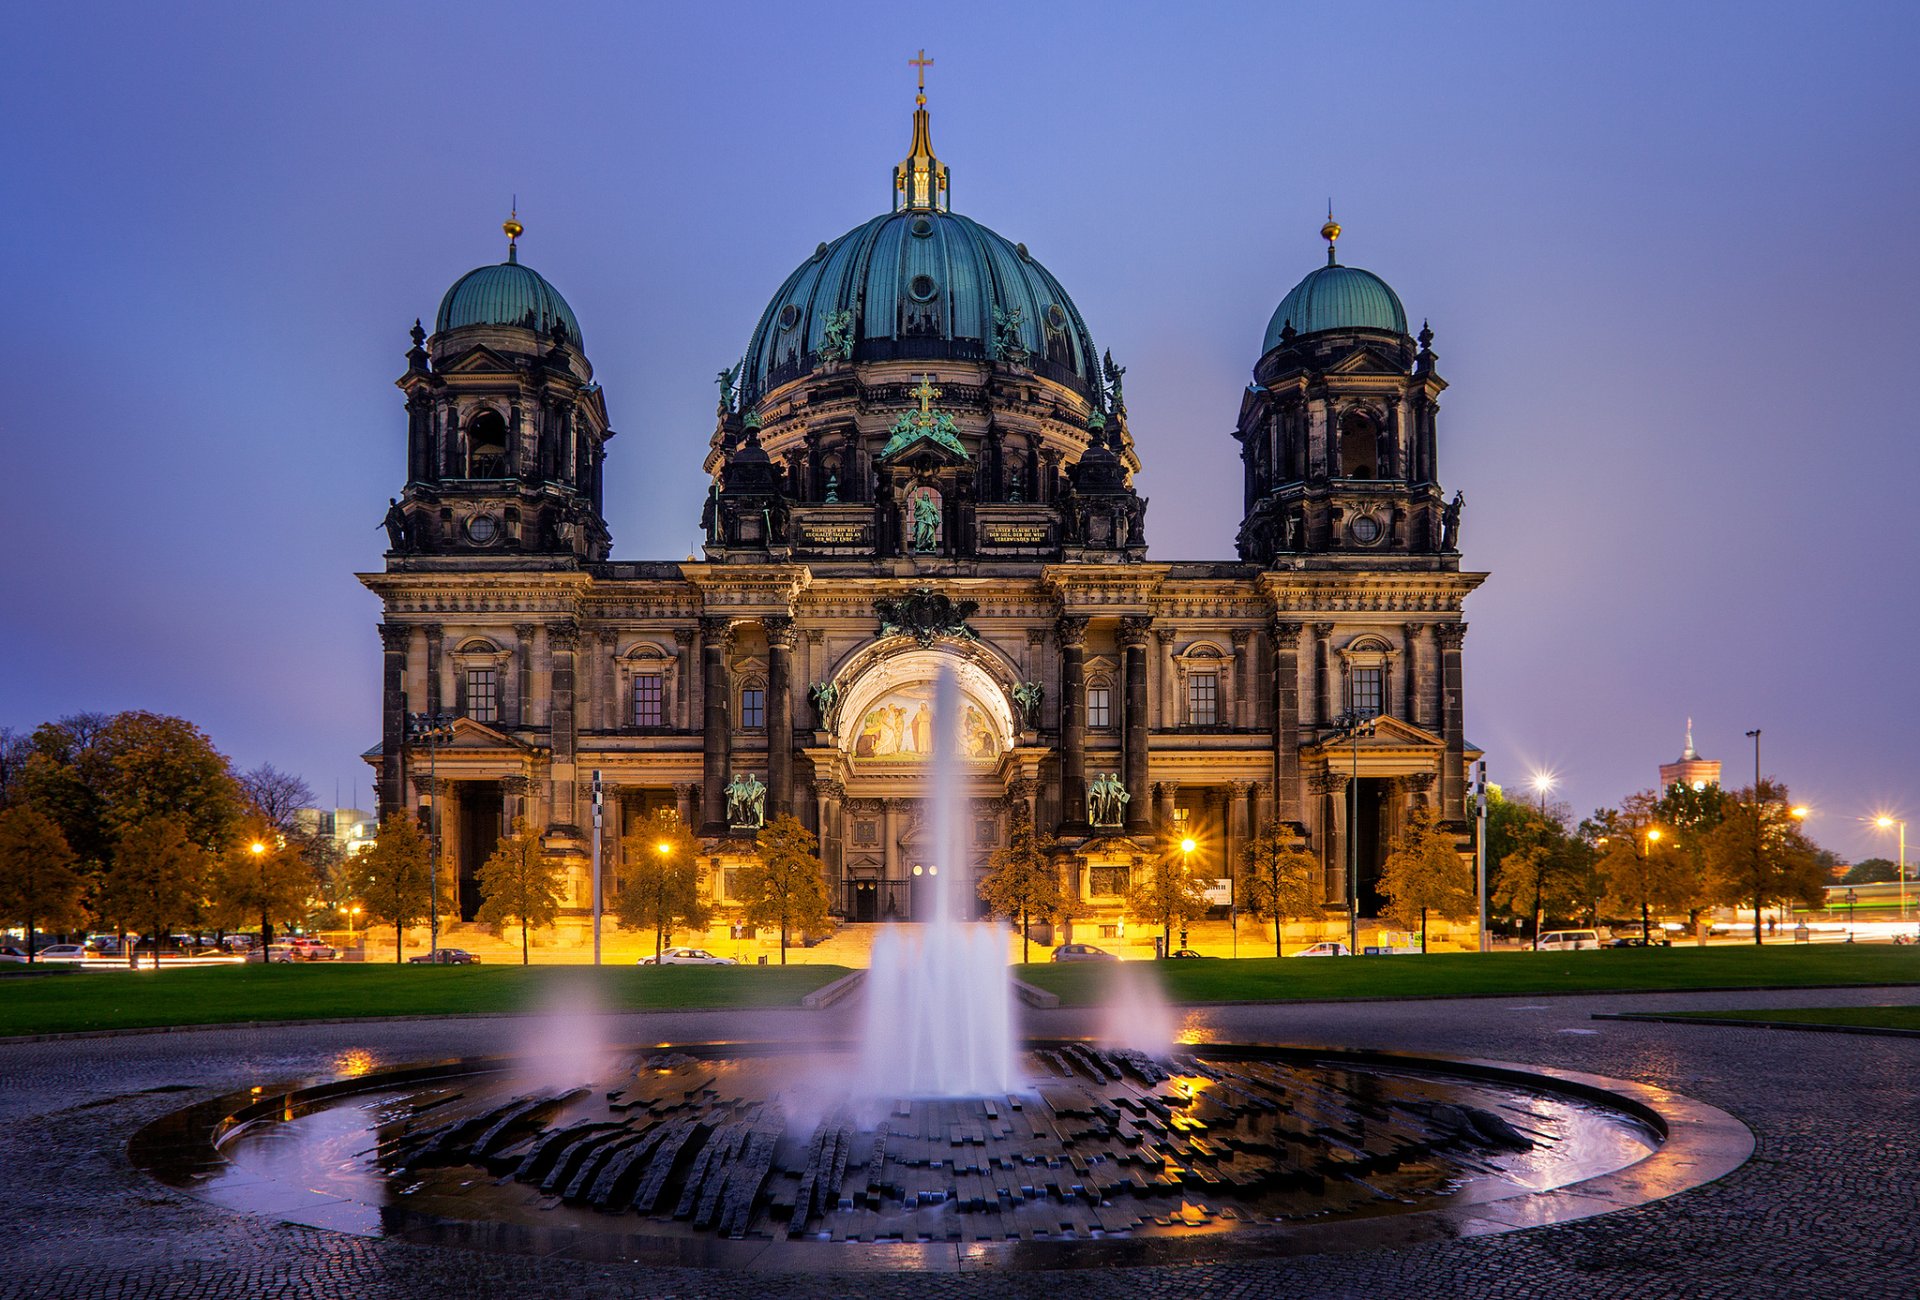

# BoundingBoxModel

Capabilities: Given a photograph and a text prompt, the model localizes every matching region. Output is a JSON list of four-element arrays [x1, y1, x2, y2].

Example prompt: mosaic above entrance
[[851, 683, 998, 761]]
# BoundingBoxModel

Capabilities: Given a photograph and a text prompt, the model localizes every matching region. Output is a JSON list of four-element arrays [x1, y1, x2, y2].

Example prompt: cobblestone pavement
[[3, 986, 1917, 1299]]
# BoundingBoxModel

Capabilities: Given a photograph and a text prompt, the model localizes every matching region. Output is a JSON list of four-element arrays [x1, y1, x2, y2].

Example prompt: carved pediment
[[1326, 346, 1409, 377], [437, 717, 533, 752], [1303, 714, 1445, 753], [434, 344, 523, 376], [874, 587, 979, 647]]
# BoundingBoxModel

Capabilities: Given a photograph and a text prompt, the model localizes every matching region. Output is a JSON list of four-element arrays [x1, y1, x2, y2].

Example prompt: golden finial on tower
[[503, 197, 523, 263], [1321, 201, 1341, 265], [910, 47, 933, 106]]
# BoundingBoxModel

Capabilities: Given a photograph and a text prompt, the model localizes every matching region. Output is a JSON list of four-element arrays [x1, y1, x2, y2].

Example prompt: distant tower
[[1659, 719, 1721, 791]]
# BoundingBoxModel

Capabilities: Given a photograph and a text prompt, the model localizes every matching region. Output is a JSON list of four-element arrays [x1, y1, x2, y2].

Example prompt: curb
[[799, 970, 865, 1008], [1591, 1010, 1920, 1039], [1011, 977, 1060, 1008], [1014, 979, 1920, 1010]]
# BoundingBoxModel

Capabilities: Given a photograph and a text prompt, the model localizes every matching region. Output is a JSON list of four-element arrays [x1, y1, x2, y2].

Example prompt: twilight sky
[[2, 1, 1915, 861]]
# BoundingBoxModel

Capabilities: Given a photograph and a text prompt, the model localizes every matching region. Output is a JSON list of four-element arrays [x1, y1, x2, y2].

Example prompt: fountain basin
[[129, 1040, 1751, 1271]]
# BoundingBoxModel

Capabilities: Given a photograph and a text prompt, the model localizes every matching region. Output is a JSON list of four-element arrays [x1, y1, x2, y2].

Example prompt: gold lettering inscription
[[802, 524, 867, 544], [985, 525, 1049, 544]]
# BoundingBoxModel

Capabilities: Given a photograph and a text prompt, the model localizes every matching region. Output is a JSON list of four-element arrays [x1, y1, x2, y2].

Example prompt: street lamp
[[1845, 887, 1858, 943], [1329, 710, 1377, 956], [339, 904, 360, 953], [1178, 836, 1196, 953], [407, 711, 457, 959], [1530, 770, 1557, 816], [1875, 815, 1908, 925]]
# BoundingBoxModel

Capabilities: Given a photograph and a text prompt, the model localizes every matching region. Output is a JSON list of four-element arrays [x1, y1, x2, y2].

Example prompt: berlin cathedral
[[361, 73, 1484, 933]]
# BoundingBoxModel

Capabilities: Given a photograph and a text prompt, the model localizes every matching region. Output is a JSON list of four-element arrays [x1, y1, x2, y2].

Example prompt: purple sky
[[3, 2, 1915, 861]]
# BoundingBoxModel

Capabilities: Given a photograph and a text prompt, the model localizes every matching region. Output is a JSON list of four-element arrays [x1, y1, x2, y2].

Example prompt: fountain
[[126, 659, 1753, 1267], [858, 664, 1015, 1097]]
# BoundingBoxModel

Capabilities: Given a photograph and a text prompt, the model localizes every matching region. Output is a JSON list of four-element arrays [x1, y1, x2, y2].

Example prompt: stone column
[[1155, 628, 1176, 728], [882, 799, 900, 903], [1313, 623, 1334, 727], [816, 779, 844, 903], [378, 623, 409, 820], [1401, 622, 1421, 727], [1438, 622, 1468, 822], [1119, 616, 1153, 831], [1269, 620, 1303, 827], [1314, 772, 1350, 906], [1229, 629, 1251, 730], [673, 628, 695, 730], [1227, 779, 1253, 905], [546, 621, 579, 829], [513, 625, 535, 727], [1056, 615, 1089, 832], [764, 615, 795, 817], [1153, 781, 1176, 829], [598, 629, 617, 731], [424, 624, 445, 717], [700, 616, 732, 835], [673, 782, 696, 826], [1008, 776, 1039, 828]]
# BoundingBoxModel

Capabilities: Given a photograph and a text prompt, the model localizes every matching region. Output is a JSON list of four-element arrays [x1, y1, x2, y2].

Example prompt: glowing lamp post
[[1530, 771, 1557, 816], [1179, 837, 1197, 953], [1876, 816, 1908, 924]]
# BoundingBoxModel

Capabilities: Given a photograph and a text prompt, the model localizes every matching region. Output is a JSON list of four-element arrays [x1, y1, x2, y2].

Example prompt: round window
[[909, 274, 938, 302], [778, 303, 801, 330], [1045, 303, 1068, 330], [1349, 515, 1381, 544], [910, 216, 934, 238], [466, 514, 499, 544]]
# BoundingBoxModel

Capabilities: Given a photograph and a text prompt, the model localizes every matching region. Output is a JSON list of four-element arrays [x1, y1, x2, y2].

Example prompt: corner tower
[[386, 213, 613, 564], [1235, 216, 1458, 566]]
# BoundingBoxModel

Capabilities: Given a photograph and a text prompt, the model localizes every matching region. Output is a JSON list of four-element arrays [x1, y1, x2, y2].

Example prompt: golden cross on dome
[[911, 374, 942, 421], [910, 48, 933, 103]]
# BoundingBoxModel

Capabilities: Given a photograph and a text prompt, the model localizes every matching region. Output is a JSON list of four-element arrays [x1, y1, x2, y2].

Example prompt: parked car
[[408, 948, 481, 964], [1168, 948, 1212, 959], [35, 944, 87, 962], [1290, 941, 1352, 957], [0, 946, 29, 963], [1536, 929, 1601, 952], [1049, 943, 1118, 963], [638, 948, 737, 966], [221, 934, 257, 951], [1606, 935, 1670, 948], [284, 937, 336, 961]]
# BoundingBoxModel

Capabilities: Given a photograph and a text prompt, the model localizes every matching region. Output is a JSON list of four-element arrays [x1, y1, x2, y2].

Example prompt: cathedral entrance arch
[[832, 646, 1016, 765]]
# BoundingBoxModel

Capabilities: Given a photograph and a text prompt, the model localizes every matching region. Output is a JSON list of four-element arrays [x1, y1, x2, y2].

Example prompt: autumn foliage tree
[[738, 814, 831, 965], [0, 807, 85, 960], [1378, 806, 1475, 952], [476, 817, 565, 964], [1128, 830, 1214, 954], [207, 816, 314, 946], [1236, 817, 1322, 957], [103, 816, 209, 969], [978, 821, 1078, 962], [617, 809, 709, 963], [1704, 780, 1826, 943], [355, 815, 435, 962]]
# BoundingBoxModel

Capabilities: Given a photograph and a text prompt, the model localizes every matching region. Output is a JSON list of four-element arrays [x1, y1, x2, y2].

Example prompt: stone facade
[[360, 95, 1485, 929]]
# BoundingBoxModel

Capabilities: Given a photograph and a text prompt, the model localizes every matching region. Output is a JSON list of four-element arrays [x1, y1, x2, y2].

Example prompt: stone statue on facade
[[808, 681, 839, 728], [714, 364, 738, 416], [1087, 772, 1130, 827], [1011, 681, 1043, 729], [911, 493, 941, 552], [1102, 349, 1127, 410], [991, 306, 1029, 365], [379, 498, 411, 552], [725, 773, 766, 829], [1441, 490, 1464, 551]]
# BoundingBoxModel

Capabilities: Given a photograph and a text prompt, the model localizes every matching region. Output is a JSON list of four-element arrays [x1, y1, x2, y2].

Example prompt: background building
[[1659, 720, 1721, 792], [360, 86, 1484, 931]]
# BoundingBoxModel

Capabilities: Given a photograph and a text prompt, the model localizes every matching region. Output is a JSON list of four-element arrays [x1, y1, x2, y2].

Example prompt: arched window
[[1340, 635, 1395, 721], [1086, 677, 1113, 730], [739, 678, 767, 731], [466, 410, 510, 479], [1338, 410, 1378, 479]]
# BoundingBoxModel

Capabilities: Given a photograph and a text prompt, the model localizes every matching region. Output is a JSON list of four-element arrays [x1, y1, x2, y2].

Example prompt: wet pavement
[[4, 986, 1919, 1298]]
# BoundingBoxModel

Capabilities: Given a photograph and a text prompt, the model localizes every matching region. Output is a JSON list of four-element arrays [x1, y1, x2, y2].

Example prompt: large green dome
[[1263, 262, 1407, 352], [435, 254, 583, 347], [741, 207, 1101, 402]]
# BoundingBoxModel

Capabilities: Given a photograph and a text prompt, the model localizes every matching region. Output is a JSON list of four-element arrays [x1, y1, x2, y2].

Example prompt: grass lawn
[[1015, 945, 1920, 1007], [1660, 1005, 1920, 1033], [0, 962, 850, 1038]]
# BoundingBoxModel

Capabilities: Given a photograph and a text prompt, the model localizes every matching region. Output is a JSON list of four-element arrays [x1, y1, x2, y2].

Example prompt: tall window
[[466, 669, 498, 723], [1351, 667, 1384, 719], [740, 686, 766, 730], [1087, 684, 1112, 729], [1188, 673, 1218, 726], [633, 673, 664, 727]]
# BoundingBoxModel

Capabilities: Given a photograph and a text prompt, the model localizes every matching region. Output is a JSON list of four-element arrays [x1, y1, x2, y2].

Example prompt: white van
[[1536, 929, 1600, 951]]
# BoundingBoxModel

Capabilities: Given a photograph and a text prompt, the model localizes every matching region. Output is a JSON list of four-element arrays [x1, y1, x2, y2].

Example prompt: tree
[[475, 817, 565, 965], [207, 816, 315, 947], [103, 816, 208, 969], [1703, 780, 1826, 943], [355, 815, 434, 962], [1378, 806, 1475, 952], [1843, 858, 1899, 886], [0, 807, 85, 960], [978, 821, 1076, 962], [616, 809, 709, 963], [1653, 781, 1732, 941], [1127, 833, 1213, 954], [237, 764, 315, 832], [1236, 817, 1322, 956], [1493, 846, 1566, 948], [1591, 817, 1686, 944], [737, 814, 831, 965]]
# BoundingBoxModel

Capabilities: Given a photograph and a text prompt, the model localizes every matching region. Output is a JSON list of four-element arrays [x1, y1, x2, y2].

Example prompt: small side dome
[[1263, 264, 1407, 351], [435, 260, 583, 346]]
